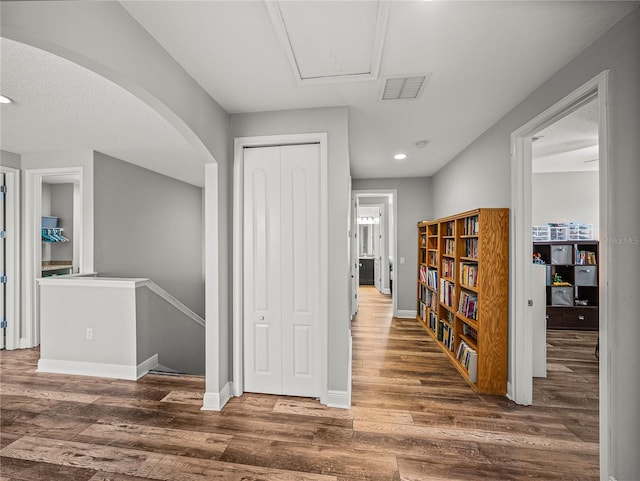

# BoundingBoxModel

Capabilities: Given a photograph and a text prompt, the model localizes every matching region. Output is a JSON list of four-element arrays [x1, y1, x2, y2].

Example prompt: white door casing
[[238, 139, 325, 400]]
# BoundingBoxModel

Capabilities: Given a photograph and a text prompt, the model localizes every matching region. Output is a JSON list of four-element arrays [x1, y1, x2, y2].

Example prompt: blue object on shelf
[[41, 216, 59, 228]]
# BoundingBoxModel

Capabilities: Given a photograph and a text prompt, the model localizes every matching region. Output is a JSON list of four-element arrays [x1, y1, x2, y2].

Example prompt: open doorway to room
[[511, 72, 609, 475], [529, 96, 600, 423], [351, 191, 397, 318]]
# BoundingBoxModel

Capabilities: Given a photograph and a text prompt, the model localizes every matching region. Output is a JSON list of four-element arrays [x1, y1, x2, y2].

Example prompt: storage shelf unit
[[417, 208, 509, 395], [533, 240, 599, 330]]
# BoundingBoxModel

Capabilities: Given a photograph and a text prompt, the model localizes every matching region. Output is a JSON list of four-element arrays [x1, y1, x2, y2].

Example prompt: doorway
[[511, 71, 609, 474], [24, 167, 85, 348], [232, 133, 329, 405], [351, 191, 397, 318], [0, 166, 20, 350]]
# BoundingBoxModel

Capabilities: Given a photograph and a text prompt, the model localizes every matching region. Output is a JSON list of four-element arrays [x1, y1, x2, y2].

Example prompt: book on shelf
[[442, 258, 455, 279], [419, 265, 427, 283], [462, 323, 478, 344], [465, 238, 478, 258], [458, 291, 478, 320], [446, 221, 455, 236], [460, 262, 478, 288], [420, 233, 427, 247], [427, 268, 438, 289], [428, 251, 437, 265], [455, 340, 478, 383], [444, 239, 455, 256], [439, 279, 455, 307], [576, 250, 597, 265], [464, 215, 479, 236], [439, 319, 455, 352], [429, 310, 438, 332]]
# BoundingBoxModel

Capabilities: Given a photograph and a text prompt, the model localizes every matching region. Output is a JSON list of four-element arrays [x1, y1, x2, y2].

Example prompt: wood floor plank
[[0, 286, 599, 480]]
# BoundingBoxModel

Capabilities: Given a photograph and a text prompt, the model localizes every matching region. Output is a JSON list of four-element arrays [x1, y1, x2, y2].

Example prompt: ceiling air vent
[[380, 74, 430, 101]]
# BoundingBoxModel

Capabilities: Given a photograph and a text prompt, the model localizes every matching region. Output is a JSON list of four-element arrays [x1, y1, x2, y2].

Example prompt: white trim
[[136, 353, 159, 379], [1, 166, 21, 350], [265, 0, 390, 85], [381, 288, 391, 295], [232, 133, 329, 404], [201, 382, 232, 411], [510, 71, 610, 479], [37, 276, 145, 288], [37, 356, 157, 381], [396, 309, 417, 319], [24, 167, 85, 348], [326, 390, 351, 409]]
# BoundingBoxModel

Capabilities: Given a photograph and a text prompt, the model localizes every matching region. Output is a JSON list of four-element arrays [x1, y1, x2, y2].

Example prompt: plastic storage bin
[[532, 225, 550, 242], [549, 224, 568, 241], [568, 223, 593, 240], [41, 216, 59, 228]]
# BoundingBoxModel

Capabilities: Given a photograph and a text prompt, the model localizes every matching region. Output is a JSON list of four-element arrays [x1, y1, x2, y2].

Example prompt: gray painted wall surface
[[352, 178, 432, 312], [136, 286, 205, 375], [93, 152, 205, 317], [231, 106, 351, 393], [532, 171, 599, 235], [1, 150, 21, 169], [431, 8, 640, 479]]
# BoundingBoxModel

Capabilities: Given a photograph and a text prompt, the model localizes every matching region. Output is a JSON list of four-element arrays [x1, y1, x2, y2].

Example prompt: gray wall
[[352, 178, 432, 312], [532, 171, 599, 235], [93, 152, 205, 318], [1, 150, 21, 169], [431, 8, 640, 479], [231, 106, 351, 394]]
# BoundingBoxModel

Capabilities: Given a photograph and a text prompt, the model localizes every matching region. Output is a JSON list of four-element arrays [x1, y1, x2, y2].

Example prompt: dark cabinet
[[359, 258, 374, 285], [534, 241, 599, 331]]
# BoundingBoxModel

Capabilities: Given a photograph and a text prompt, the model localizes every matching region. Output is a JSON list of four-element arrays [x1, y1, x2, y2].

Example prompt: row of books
[[445, 221, 455, 236], [438, 319, 455, 352], [576, 250, 597, 265], [442, 258, 455, 279], [427, 268, 438, 289], [460, 262, 478, 288], [465, 238, 478, 258], [463, 215, 479, 236], [440, 279, 455, 307], [428, 251, 438, 266], [462, 323, 478, 344], [455, 340, 478, 382], [444, 239, 455, 256], [419, 264, 427, 283], [458, 291, 478, 320], [418, 301, 427, 322], [429, 310, 438, 332]]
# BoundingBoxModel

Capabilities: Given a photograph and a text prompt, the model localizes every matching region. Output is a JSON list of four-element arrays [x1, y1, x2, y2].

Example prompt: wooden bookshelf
[[417, 208, 509, 395]]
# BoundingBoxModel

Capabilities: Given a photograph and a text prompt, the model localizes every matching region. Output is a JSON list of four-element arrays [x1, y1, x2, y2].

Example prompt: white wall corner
[[396, 310, 417, 319], [201, 382, 232, 411], [326, 390, 351, 409], [136, 354, 159, 380]]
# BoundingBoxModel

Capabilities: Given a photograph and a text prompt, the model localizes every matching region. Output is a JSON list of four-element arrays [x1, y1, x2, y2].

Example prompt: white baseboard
[[396, 309, 417, 319], [37, 357, 156, 381], [202, 382, 232, 411], [136, 354, 159, 379], [326, 390, 350, 409], [382, 288, 391, 295]]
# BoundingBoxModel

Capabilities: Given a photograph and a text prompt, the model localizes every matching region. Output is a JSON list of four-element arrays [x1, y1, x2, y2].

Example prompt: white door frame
[[510, 71, 609, 478], [352, 190, 398, 316], [232, 133, 329, 404], [1, 166, 21, 350], [24, 167, 85, 348]]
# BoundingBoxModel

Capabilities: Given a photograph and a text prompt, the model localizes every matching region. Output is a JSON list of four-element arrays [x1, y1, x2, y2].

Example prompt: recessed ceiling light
[[394, 153, 407, 160], [0, 94, 13, 104]]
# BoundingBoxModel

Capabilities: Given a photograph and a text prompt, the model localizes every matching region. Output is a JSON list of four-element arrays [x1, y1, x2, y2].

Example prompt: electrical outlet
[[86, 328, 93, 340]]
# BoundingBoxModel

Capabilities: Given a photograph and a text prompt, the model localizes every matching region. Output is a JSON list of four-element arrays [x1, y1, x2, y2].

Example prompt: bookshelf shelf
[[417, 208, 509, 395]]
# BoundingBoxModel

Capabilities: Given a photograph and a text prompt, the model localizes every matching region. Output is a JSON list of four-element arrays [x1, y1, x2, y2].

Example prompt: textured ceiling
[[0, 37, 209, 186]]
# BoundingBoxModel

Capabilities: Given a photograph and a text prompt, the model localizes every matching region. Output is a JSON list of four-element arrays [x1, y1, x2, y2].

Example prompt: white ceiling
[[1, 1, 637, 184]]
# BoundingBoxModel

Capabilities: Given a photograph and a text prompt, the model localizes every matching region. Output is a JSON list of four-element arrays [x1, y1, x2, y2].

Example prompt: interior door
[[243, 144, 321, 397], [1, 173, 6, 349], [351, 193, 359, 316]]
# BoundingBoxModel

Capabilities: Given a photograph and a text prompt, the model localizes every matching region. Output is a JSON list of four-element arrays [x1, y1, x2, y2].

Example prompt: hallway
[[0, 286, 598, 480]]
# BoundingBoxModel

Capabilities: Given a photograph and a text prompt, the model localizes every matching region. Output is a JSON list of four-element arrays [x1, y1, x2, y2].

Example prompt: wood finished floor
[[0, 286, 599, 480]]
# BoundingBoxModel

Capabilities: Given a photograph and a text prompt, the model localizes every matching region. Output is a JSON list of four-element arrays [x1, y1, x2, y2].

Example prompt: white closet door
[[243, 146, 282, 394], [243, 144, 321, 397], [280, 144, 320, 397]]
